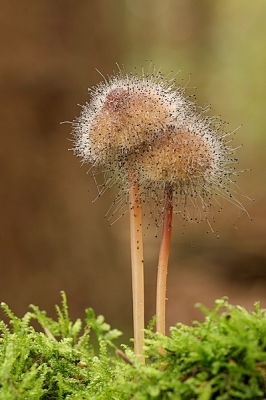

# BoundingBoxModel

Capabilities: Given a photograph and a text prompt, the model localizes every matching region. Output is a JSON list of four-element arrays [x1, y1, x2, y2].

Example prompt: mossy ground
[[1, 292, 266, 399]]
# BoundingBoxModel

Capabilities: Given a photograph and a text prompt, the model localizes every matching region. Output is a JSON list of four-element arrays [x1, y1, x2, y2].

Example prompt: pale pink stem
[[156, 185, 173, 336], [128, 172, 145, 364]]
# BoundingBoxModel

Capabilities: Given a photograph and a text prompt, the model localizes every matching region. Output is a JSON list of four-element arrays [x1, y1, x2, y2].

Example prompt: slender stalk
[[156, 185, 173, 335], [128, 171, 145, 364]]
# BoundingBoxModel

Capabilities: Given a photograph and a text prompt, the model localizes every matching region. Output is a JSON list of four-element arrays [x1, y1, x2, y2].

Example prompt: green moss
[[0, 294, 266, 399]]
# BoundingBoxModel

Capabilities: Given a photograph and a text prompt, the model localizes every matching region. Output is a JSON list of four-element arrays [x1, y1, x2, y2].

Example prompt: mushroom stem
[[156, 185, 173, 336], [128, 171, 145, 364]]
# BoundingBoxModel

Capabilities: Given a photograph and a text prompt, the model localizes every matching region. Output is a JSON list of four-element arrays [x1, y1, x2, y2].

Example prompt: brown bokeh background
[[1, 0, 265, 339]]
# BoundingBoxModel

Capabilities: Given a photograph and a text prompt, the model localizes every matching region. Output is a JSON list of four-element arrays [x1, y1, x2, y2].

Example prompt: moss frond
[[1, 295, 266, 399]]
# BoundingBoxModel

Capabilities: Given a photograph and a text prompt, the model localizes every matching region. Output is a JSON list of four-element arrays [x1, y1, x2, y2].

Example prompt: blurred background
[[0, 0, 265, 339]]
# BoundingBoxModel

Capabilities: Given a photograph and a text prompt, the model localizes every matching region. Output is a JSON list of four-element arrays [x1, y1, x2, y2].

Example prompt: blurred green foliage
[[1, 0, 265, 337]]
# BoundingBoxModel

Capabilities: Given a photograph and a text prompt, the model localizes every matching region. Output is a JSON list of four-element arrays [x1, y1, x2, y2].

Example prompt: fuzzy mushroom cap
[[72, 69, 247, 226], [139, 125, 214, 184], [90, 87, 173, 157], [72, 71, 182, 166]]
